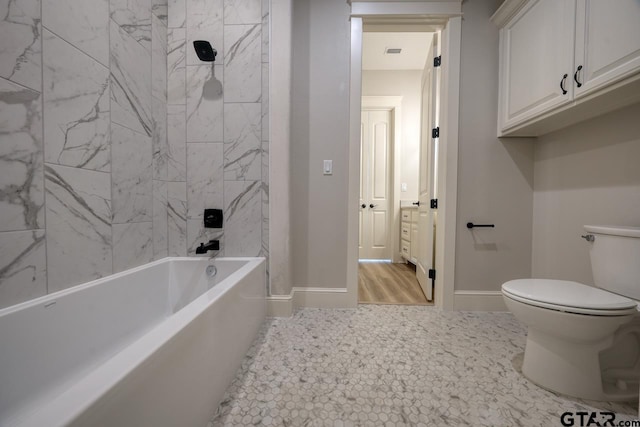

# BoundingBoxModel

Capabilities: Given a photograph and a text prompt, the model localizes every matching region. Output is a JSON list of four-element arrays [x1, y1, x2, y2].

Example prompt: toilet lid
[[502, 279, 638, 313]]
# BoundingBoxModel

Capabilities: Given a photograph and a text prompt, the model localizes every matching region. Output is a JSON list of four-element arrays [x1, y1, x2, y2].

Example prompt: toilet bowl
[[503, 225, 640, 401]]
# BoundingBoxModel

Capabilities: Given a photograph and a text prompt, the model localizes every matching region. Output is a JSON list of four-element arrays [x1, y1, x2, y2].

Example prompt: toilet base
[[523, 329, 637, 401], [504, 295, 640, 402]]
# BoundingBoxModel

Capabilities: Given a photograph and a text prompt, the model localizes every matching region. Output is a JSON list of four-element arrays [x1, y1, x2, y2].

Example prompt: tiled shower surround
[[167, 0, 269, 260], [0, 0, 269, 308]]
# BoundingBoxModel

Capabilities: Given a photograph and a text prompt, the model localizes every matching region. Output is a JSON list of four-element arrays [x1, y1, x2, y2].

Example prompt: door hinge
[[433, 56, 441, 67], [432, 127, 439, 138], [430, 199, 438, 209], [428, 269, 436, 281]]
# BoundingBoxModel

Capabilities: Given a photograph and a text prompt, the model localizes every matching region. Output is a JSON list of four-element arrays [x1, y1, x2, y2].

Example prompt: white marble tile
[[151, 14, 167, 102], [260, 221, 268, 260], [167, 28, 186, 105], [186, 219, 223, 256], [186, 64, 223, 142], [152, 0, 168, 22], [152, 180, 168, 259], [224, 0, 261, 25], [168, 0, 185, 29], [224, 103, 261, 181], [212, 307, 638, 427], [261, 139, 269, 258], [224, 180, 261, 256], [45, 164, 112, 293], [261, 0, 268, 64], [113, 222, 153, 272], [111, 123, 153, 223], [110, 0, 152, 51], [168, 181, 187, 256], [186, 0, 223, 65], [152, 96, 168, 180], [0, 229, 46, 309], [42, 0, 109, 67], [167, 104, 186, 180], [224, 24, 261, 103], [261, 62, 269, 141], [42, 30, 110, 172], [110, 20, 152, 137], [186, 143, 223, 219], [0, 0, 41, 91], [0, 78, 44, 232]]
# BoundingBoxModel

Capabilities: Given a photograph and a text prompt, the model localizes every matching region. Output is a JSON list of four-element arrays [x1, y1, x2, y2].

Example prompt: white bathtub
[[0, 257, 266, 427]]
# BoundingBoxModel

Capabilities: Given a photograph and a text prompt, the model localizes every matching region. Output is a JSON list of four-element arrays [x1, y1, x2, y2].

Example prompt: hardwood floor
[[358, 261, 432, 305]]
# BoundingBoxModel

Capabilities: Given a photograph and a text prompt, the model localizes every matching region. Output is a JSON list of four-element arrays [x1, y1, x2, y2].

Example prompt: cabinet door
[[410, 223, 418, 264], [499, 0, 575, 131], [574, 0, 640, 98]]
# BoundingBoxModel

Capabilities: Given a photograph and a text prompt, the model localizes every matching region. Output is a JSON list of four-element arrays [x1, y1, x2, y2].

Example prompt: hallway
[[358, 262, 431, 305]]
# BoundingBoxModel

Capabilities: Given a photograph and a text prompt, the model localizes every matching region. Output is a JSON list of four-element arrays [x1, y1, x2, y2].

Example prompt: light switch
[[401, 183, 407, 192], [323, 160, 333, 175]]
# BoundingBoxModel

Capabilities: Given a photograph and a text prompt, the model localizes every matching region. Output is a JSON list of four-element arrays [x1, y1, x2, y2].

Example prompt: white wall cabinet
[[574, 0, 640, 98], [496, 0, 575, 131], [493, 0, 640, 137]]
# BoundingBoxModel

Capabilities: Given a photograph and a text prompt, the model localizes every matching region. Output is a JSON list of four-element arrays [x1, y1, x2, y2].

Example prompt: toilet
[[502, 225, 640, 401]]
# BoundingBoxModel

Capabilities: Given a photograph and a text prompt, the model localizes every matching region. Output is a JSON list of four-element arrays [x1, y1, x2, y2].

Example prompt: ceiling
[[362, 32, 434, 71]]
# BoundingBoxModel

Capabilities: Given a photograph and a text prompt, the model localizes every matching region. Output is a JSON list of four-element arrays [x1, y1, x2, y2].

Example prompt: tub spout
[[195, 240, 219, 254]]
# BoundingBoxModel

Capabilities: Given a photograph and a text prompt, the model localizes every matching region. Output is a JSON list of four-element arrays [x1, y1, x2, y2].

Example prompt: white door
[[359, 109, 392, 260], [574, 0, 640, 98], [499, 0, 575, 130], [416, 38, 439, 301]]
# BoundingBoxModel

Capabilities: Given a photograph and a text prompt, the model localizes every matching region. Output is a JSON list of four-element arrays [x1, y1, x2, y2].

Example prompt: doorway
[[357, 30, 435, 305], [347, 6, 462, 310]]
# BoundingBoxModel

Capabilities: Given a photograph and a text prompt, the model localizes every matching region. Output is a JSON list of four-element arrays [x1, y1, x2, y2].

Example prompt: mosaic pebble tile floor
[[211, 306, 638, 426]]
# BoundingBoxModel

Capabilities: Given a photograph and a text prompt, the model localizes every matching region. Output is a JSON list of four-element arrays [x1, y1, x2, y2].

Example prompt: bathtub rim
[[0, 257, 261, 317], [3, 256, 266, 427]]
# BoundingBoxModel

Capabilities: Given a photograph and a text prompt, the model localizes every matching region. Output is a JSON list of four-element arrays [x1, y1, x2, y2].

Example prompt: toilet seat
[[502, 279, 639, 316]]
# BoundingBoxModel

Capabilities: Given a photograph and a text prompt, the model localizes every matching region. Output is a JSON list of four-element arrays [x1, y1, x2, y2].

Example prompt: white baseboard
[[267, 287, 354, 316], [269, 288, 506, 315], [453, 290, 507, 312], [266, 293, 293, 317], [293, 287, 354, 309]]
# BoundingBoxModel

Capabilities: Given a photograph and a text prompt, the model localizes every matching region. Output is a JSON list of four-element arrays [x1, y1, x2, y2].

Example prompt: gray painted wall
[[532, 103, 640, 285], [290, 0, 351, 289], [289, 0, 535, 293], [454, 0, 534, 291]]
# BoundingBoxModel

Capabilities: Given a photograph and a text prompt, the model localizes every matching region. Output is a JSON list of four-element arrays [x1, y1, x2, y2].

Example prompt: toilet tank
[[585, 225, 640, 300]]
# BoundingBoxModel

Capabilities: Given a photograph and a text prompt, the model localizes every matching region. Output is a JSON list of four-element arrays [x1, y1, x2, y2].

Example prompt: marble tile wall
[[166, 0, 269, 289], [0, 0, 169, 308]]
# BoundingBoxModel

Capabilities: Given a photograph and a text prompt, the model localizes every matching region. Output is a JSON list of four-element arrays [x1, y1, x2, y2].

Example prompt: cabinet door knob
[[369, 204, 377, 208], [573, 65, 583, 88], [361, 203, 366, 209], [560, 74, 568, 95]]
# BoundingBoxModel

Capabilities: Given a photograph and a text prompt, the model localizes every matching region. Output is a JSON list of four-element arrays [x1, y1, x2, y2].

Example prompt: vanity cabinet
[[400, 208, 418, 264], [493, 0, 640, 137]]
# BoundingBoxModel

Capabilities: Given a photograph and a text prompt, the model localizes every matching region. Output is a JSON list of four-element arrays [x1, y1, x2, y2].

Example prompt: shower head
[[193, 40, 217, 62]]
